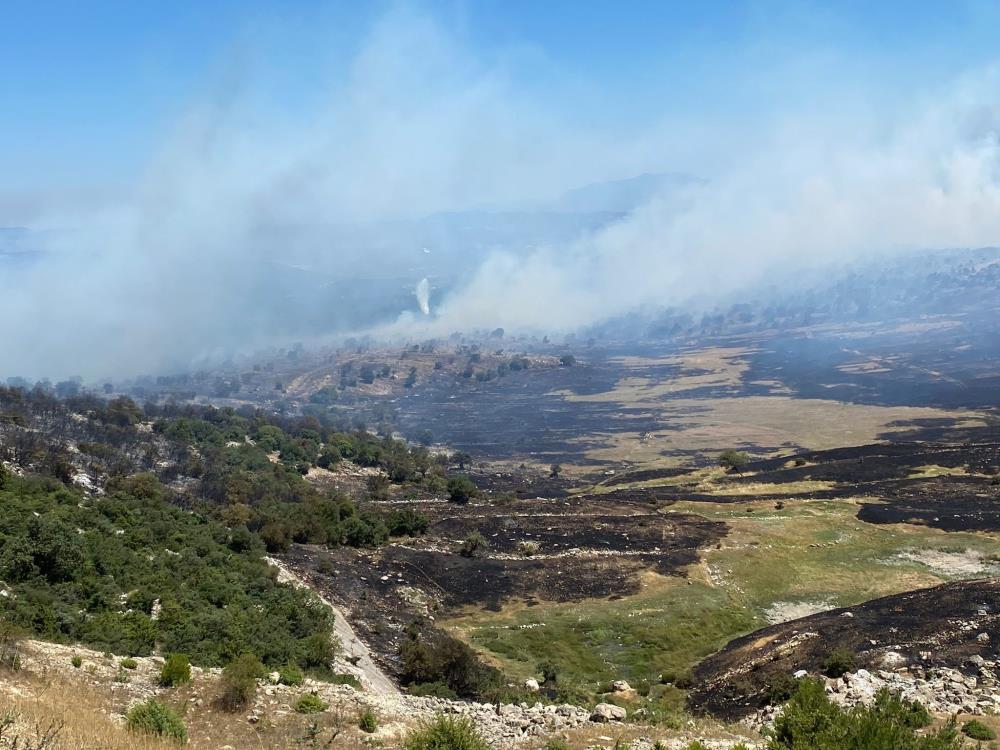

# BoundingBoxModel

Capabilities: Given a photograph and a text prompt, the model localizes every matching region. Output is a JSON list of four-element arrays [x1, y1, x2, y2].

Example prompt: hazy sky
[[5, 0, 1000, 216]]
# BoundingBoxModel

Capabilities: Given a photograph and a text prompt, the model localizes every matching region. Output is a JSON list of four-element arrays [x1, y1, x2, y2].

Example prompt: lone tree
[[549, 463, 562, 478], [447, 475, 478, 504], [451, 452, 473, 471], [718, 450, 750, 474]]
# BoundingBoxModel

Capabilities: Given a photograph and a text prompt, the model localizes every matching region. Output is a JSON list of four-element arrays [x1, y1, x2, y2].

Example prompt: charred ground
[[688, 579, 1000, 720]]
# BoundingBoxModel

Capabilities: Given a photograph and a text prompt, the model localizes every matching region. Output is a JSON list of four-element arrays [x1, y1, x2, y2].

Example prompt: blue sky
[[3, 1, 1000, 211]]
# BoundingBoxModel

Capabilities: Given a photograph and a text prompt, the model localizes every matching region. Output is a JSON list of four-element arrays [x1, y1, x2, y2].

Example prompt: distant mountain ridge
[[543, 171, 702, 214]]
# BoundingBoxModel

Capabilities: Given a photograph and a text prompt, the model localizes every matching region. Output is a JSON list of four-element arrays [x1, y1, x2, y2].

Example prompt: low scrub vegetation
[[126, 698, 187, 743], [293, 692, 328, 714], [0, 471, 335, 671], [403, 715, 491, 750], [399, 624, 511, 701], [218, 653, 266, 712], [159, 654, 191, 686], [768, 678, 959, 749], [358, 707, 378, 733], [278, 663, 304, 686], [821, 647, 856, 678], [961, 719, 996, 741]]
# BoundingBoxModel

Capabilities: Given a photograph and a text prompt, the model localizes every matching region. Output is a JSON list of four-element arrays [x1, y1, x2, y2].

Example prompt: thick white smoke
[[406, 69, 1000, 336], [415, 278, 431, 316], [4, 8, 1000, 379]]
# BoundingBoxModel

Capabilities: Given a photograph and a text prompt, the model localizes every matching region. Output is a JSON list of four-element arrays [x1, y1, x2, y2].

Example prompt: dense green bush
[[159, 654, 191, 686], [821, 648, 856, 678], [0, 474, 333, 670], [718, 450, 750, 473], [294, 692, 328, 714], [446, 476, 477, 504], [399, 626, 503, 700], [0, 391, 465, 691], [962, 719, 996, 741], [386, 508, 430, 537], [278, 663, 304, 686], [358, 707, 378, 733], [126, 698, 187, 743], [768, 678, 961, 749], [764, 672, 799, 704], [403, 716, 491, 750]]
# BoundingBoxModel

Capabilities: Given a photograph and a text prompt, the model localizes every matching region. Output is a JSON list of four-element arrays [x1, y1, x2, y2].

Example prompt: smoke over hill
[[4, 9, 1000, 380]]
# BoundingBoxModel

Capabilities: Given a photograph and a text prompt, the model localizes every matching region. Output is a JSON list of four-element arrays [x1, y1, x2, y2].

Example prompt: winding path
[[266, 556, 400, 695]]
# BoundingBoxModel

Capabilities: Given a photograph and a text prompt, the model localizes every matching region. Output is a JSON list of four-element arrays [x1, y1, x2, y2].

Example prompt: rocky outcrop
[[591, 702, 628, 722], [750, 657, 1000, 729], [690, 579, 1000, 719]]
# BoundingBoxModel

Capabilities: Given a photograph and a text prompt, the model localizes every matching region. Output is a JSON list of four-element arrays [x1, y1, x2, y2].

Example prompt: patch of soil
[[688, 578, 1000, 720], [763, 599, 835, 625], [897, 549, 998, 577]]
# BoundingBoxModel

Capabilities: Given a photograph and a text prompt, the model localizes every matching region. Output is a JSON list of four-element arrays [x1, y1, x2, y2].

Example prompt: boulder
[[590, 703, 627, 722], [611, 680, 631, 693], [880, 651, 908, 668], [523, 678, 540, 692]]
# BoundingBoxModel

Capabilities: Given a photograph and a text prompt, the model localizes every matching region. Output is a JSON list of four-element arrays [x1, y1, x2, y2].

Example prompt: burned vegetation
[[689, 579, 1000, 720]]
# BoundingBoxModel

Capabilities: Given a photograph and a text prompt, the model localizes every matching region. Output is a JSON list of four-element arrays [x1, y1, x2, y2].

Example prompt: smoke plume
[[415, 278, 431, 316], [4, 8, 1000, 379]]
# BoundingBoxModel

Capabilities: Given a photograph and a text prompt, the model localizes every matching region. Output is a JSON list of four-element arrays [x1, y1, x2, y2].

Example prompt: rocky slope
[[689, 578, 1000, 720]]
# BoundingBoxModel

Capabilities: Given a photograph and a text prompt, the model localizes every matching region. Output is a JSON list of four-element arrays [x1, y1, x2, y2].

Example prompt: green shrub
[[278, 663, 304, 686], [219, 653, 265, 712], [329, 672, 362, 689], [358, 707, 378, 733], [897, 697, 932, 729], [821, 648, 855, 678], [386, 508, 430, 537], [71, 655, 82, 668], [126, 698, 187, 743], [403, 716, 491, 750], [764, 672, 799, 704], [447, 476, 478, 504], [159, 653, 191, 687], [962, 720, 996, 741], [294, 693, 328, 714], [768, 678, 961, 749], [459, 532, 487, 558], [719, 450, 749, 473], [544, 740, 571, 750], [120, 657, 138, 670], [399, 626, 502, 699]]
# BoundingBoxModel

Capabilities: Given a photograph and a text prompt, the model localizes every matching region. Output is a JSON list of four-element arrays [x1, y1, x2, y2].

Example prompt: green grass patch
[[444, 499, 1000, 703]]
